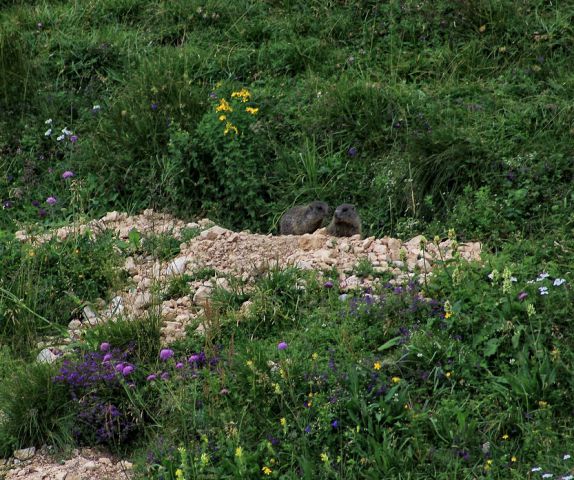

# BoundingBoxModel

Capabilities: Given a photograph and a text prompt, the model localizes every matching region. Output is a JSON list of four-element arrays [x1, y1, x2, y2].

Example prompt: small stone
[[98, 457, 112, 465], [68, 319, 82, 330], [165, 257, 187, 276], [36, 348, 57, 364], [199, 226, 229, 240], [133, 291, 151, 309], [124, 257, 137, 275], [102, 211, 119, 222], [55, 472, 68, 480], [193, 285, 212, 305], [83, 460, 97, 471], [13, 447, 35, 461]]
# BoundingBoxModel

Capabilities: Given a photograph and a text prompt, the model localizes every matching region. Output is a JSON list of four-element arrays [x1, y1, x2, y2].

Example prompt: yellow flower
[[245, 107, 259, 115], [262, 466, 272, 475], [444, 311, 453, 319], [538, 400, 548, 408], [320, 452, 329, 463], [502, 433, 509, 440], [200, 452, 209, 466], [373, 361, 382, 370], [391, 376, 401, 384], [511, 456, 517, 462], [235, 446, 243, 458], [445, 372, 452, 378], [218, 114, 226, 122], [215, 98, 233, 112], [246, 360, 253, 367], [175, 469, 184, 480], [231, 88, 251, 102], [273, 383, 282, 394], [224, 121, 238, 135], [280, 417, 286, 427], [29, 250, 36, 257], [312, 352, 318, 361]]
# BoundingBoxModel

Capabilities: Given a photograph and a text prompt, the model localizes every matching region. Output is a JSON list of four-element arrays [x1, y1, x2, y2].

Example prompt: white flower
[[44, 118, 52, 124], [539, 286, 549, 295], [510, 276, 517, 282], [532, 467, 542, 472], [56, 134, 65, 141], [564, 454, 571, 460], [542, 474, 553, 479], [44, 128, 52, 136], [554, 278, 566, 287], [562, 475, 573, 480], [61, 127, 73, 135], [536, 272, 550, 282], [92, 104, 101, 110]]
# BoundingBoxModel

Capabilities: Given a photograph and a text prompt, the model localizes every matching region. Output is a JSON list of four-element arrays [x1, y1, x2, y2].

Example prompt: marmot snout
[[326, 203, 361, 237]]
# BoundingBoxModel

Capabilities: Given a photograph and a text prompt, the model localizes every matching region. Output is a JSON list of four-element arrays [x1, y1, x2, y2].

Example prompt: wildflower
[[223, 121, 238, 135], [511, 456, 517, 462], [536, 272, 550, 281], [200, 452, 209, 465], [304, 425, 311, 433], [564, 454, 571, 460], [542, 474, 553, 479], [115, 363, 125, 372], [45, 128, 52, 136], [231, 88, 251, 102], [488, 270, 499, 282], [122, 365, 134, 376], [62, 171, 75, 179], [92, 105, 101, 113], [175, 362, 184, 369], [61, 127, 72, 135], [391, 377, 401, 384], [484, 459, 493, 471], [273, 383, 282, 394], [161, 372, 170, 380], [235, 447, 243, 459], [373, 361, 382, 370], [218, 114, 226, 121], [324, 280, 334, 288], [532, 467, 542, 472], [501, 433, 509, 440], [320, 452, 329, 464], [554, 278, 566, 286], [280, 417, 286, 427], [102, 354, 112, 362], [445, 372, 452, 378], [70, 135, 78, 143], [245, 107, 259, 114], [38, 208, 47, 218], [347, 146, 358, 157], [159, 349, 174, 361], [175, 469, 185, 480], [518, 291, 528, 301], [539, 286, 549, 295], [527, 303, 536, 317], [45, 118, 52, 124], [312, 352, 318, 361], [245, 359, 254, 367], [151, 102, 158, 110], [563, 476, 574, 480], [444, 311, 453, 319], [56, 134, 65, 141], [277, 342, 288, 351], [215, 98, 233, 112], [331, 420, 339, 429], [262, 466, 272, 475], [538, 400, 548, 408], [146, 374, 157, 382], [220, 388, 230, 395], [2, 200, 12, 209], [46, 196, 57, 206]]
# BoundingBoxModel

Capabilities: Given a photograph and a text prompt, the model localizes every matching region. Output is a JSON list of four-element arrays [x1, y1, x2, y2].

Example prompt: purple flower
[[304, 425, 311, 434], [146, 374, 157, 382], [159, 349, 174, 361], [209, 92, 217, 99], [331, 420, 339, 429], [347, 146, 358, 157], [31, 200, 40, 207], [115, 363, 125, 373], [100, 342, 110, 352], [161, 372, 170, 380], [277, 342, 288, 351], [175, 362, 184, 369], [2, 200, 12, 209], [62, 171, 75, 179], [518, 291, 528, 301], [70, 135, 78, 144], [324, 281, 334, 288], [46, 196, 57, 206], [102, 354, 112, 363], [219, 388, 230, 395], [188, 354, 200, 363], [151, 102, 158, 111], [38, 208, 47, 218], [122, 365, 134, 376]]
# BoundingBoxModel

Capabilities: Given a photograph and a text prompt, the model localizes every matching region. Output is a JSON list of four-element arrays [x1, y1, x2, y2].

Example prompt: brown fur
[[280, 201, 329, 235], [326, 203, 361, 237]]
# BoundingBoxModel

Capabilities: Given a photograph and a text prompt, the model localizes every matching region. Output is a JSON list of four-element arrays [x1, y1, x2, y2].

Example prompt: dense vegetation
[[1, 0, 574, 479]]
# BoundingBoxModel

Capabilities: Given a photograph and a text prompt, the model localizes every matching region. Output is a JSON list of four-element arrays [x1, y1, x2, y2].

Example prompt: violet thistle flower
[[122, 365, 134, 376], [62, 171, 75, 179], [70, 135, 78, 144], [146, 374, 157, 382], [38, 208, 47, 218], [46, 196, 57, 206], [347, 146, 358, 157], [159, 349, 174, 361], [324, 281, 334, 288], [277, 342, 288, 350], [100, 342, 110, 352]]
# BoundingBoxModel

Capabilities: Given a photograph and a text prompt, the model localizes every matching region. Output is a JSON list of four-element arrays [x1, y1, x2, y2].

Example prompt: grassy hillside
[[1, 1, 574, 479], [1, 0, 573, 240]]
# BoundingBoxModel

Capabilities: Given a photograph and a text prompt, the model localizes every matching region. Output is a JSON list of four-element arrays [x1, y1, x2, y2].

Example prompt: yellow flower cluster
[[391, 376, 401, 384], [215, 98, 232, 112], [373, 361, 382, 370], [245, 106, 259, 115], [231, 88, 251, 102], [262, 466, 272, 475], [224, 122, 238, 136]]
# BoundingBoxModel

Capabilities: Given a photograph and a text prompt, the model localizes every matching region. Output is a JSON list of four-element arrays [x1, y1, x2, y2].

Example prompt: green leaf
[[483, 338, 501, 357], [377, 336, 402, 352]]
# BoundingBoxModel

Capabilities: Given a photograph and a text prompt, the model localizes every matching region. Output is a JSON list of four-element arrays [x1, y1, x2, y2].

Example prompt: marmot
[[326, 203, 361, 237], [280, 201, 329, 235]]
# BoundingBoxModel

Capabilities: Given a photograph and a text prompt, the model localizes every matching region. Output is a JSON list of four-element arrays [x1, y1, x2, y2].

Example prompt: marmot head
[[307, 201, 329, 220], [333, 203, 358, 224]]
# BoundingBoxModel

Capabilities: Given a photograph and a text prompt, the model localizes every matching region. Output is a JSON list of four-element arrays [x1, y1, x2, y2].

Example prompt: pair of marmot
[[280, 201, 361, 237]]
